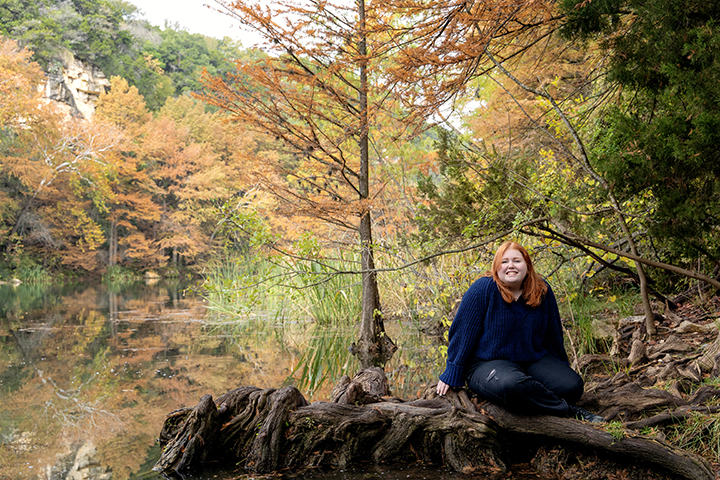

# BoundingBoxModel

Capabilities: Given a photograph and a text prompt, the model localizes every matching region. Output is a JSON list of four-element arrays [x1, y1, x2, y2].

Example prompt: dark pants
[[466, 355, 584, 416]]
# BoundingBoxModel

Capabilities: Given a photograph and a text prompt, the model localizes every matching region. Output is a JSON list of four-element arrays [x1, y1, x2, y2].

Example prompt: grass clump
[[606, 421, 626, 442], [103, 265, 140, 284], [666, 412, 720, 463], [557, 282, 640, 357], [14, 264, 53, 284]]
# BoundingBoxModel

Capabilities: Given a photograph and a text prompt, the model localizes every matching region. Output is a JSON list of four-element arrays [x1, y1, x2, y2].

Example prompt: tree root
[[153, 369, 716, 480]]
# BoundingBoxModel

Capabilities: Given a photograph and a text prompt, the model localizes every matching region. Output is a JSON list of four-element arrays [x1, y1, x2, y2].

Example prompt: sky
[[129, 0, 262, 47]]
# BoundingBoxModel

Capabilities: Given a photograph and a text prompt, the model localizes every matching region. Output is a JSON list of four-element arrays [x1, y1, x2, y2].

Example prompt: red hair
[[484, 241, 547, 307]]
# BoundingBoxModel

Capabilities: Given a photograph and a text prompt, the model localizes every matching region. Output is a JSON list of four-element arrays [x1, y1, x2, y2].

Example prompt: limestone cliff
[[42, 50, 110, 119]]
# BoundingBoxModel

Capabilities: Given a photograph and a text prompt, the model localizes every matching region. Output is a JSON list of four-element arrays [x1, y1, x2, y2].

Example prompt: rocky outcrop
[[43, 50, 110, 119]]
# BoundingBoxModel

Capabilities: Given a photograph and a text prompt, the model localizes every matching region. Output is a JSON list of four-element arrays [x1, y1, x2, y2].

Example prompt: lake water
[[0, 280, 448, 480]]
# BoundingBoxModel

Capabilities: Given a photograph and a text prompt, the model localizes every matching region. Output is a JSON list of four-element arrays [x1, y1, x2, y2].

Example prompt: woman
[[436, 241, 603, 422]]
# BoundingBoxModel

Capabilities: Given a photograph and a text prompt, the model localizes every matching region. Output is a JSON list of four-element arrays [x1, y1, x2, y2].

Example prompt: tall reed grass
[[202, 250, 362, 325], [7, 264, 53, 284], [291, 254, 362, 326], [667, 411, 720, 463], [201, 249, 368, 395], [103, 265, 140, 284], [555, 279, 640, 358], [288, 322, 359, 396]]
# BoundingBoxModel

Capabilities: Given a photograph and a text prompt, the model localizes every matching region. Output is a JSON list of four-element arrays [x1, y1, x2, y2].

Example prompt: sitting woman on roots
[[436, 241, 604, 423]]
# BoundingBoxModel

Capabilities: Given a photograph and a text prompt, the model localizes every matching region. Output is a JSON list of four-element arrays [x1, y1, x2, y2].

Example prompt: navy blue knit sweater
[[439, 276, 569, 388]]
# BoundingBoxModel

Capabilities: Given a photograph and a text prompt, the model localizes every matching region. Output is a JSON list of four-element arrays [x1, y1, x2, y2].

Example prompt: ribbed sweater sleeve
[[438, 277, 491, 387]]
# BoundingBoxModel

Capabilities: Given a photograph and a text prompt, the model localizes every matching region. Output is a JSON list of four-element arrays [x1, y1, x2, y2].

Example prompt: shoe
[[568, 405, 605, 423]]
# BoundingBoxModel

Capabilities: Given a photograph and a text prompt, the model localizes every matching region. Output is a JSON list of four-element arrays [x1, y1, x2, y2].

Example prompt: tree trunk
[[618, 220, 656, 336], [109, 219, 117, 267], [8, 195, 36, 240], [352, 0, 396, 369], [353, 211, 396, 368]]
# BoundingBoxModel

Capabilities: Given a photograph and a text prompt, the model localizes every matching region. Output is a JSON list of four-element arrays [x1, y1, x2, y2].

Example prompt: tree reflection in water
[[0, 281, 442, 479]]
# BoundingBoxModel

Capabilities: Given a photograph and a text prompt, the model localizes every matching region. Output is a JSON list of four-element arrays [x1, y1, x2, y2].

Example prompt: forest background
[[1, 0, 720, 374]]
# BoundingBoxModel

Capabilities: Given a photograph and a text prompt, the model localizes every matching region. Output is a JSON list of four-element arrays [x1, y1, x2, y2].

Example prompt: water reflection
[[0, 281, 443, 480]]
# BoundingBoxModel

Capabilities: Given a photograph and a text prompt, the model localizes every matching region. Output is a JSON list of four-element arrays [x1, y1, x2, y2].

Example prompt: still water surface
[[0, 280, 457, 480]]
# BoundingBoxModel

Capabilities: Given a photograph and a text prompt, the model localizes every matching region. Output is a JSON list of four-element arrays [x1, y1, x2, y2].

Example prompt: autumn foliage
[[0, 38, 263, 274]]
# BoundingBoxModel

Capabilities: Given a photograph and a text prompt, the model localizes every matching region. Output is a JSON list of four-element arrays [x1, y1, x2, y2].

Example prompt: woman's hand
[[436, 379, 450, 396]]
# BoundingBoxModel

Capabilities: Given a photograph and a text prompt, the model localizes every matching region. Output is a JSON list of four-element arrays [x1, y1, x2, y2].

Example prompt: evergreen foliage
[[413, 128, 524, 247], [560, 0, 720, 258]]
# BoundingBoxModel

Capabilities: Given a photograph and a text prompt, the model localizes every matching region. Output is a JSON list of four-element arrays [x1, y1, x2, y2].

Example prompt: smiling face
[[497, 248, 528, 291]]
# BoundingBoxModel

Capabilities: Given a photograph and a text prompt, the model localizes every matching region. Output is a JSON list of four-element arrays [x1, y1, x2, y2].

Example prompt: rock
[[49, 442, 112, 480], [675, 321, 717, 334], [619, 315, 646, 328], [66, 442, 112, 480], [647, 335, 693, 358], [4, 429, 33, 453], [43, 49, 110, 119], [591, 318, 616, 341]]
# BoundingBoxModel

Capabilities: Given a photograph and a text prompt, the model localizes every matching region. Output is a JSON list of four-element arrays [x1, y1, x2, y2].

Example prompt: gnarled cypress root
[[153, 369, 715, 480], [153, 394, 222, 473]]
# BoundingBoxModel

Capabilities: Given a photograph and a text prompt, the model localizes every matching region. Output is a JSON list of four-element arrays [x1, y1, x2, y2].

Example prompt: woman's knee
[[527, 356, 584, 403], [542, 368, 583, 404], [558, 373, 584, 404]]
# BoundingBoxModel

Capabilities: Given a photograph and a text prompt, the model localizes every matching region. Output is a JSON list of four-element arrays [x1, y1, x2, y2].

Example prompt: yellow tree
[[156, 96, 262, 243], [6, 116, 124, 270], [381, 0, 674, 333], [0, 37, 45, 132], [95, 78, 260, 272], [95, 77, 164, 270], [203, 0, 406, 367], [142, 96, 259, 268], [140, 115, 216, 266]]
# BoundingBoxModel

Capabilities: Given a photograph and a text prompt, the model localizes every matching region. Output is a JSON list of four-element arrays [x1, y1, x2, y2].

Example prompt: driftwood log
[[153, 367, 715, 480]]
